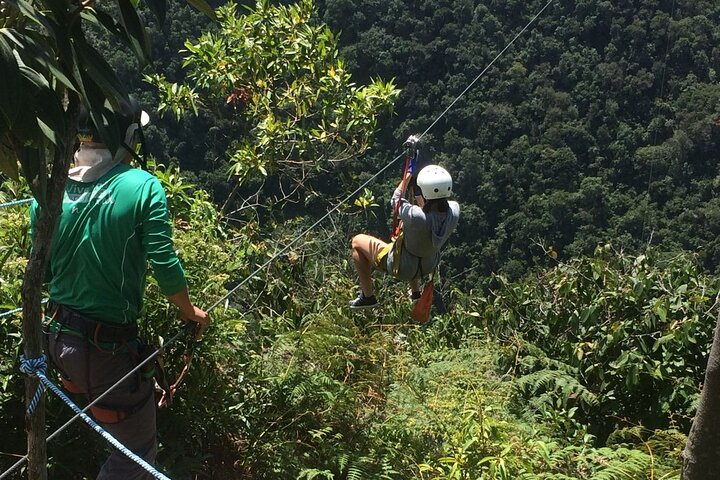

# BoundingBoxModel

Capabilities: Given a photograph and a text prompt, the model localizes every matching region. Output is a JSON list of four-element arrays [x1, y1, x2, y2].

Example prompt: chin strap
[[119, 122, 149, 170]]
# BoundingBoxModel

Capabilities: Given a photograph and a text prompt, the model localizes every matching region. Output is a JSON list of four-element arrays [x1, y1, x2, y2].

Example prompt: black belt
[[49, 302, 138, 343]]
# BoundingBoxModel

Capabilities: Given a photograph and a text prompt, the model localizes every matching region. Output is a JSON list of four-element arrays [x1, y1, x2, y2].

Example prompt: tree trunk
[[21, 94, 78, 480], [682, 309, 720, 479]]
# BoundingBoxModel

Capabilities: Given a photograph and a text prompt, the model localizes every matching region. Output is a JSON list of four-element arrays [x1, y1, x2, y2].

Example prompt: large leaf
[[33, 87, 66, 148], [65, 37, 120, 151], [80, 73, 120, 155], [185, 0, 216, 21], [9, 0, 57, 38], [74, 37, 128, 103], [3, 28, 75, 91], [80, 9, 143, 90], [7, 65, 53, 144], [145, 0, 167, 27], [38, 0, 77, 70], [0, 31, 23, 131], [115, 0, 152, 65], [37, 118, 60, 147], [19, 145, 47, 207], [81, 9, 127, 40]]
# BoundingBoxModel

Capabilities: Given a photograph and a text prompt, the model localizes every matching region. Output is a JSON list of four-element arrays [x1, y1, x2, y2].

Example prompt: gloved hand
[[407, 154, 419, 176]]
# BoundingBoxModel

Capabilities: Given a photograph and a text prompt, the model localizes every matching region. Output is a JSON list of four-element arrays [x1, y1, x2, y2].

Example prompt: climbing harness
[[45, 302, 155, 423], [47, 302, 139, 344], [374, 232, 404, 277]]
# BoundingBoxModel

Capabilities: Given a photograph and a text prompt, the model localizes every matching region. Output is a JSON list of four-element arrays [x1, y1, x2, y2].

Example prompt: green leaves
[[115, 0, 152, 66], [152, 0, 398, 192], [19, 146, 47, 207], [0, 31, 21, 179], [0, 28, 68, 181], [0, 0, 175, 182], [73, 36, 129, 112], [0, 30, 22, 134], [0, 145, 19, 180], [486, 247, 717, 434]]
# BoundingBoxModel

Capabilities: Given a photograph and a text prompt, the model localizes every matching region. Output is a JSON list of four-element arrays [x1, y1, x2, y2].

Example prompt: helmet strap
[[117, 122, 149, 170]]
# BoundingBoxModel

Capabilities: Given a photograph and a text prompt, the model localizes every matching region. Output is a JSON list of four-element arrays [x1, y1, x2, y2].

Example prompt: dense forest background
[[2, 0, 720, 478], [133, 0, 720, 286]]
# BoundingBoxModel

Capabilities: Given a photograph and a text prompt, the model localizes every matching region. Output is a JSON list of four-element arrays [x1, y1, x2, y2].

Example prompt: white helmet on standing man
[[417, 165, 453, 200]]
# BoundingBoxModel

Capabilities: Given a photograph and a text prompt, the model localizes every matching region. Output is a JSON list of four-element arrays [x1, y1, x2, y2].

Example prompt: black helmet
[[77, 96, 149, 148]]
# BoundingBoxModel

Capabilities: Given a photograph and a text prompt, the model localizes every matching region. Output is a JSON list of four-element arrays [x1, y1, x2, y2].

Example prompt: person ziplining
[[349, 136, 460, 318]]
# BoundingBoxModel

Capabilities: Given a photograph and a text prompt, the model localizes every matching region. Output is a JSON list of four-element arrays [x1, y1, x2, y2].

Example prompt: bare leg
[[409, 278, 421, 294], [351, 234, 387, 297]]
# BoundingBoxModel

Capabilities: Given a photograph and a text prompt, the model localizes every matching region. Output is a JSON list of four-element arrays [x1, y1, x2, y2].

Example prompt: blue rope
[[18, 355, 171, 480], [0, 306, 23, 319], [0, 198, 33, 208], [18, 354, 48, 416], [1, 327, 187, 480], [0, 299, 49, 320]]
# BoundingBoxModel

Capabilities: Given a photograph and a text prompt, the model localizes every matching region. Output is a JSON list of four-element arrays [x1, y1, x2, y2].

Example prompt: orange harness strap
[[60, 378, 128, 424]]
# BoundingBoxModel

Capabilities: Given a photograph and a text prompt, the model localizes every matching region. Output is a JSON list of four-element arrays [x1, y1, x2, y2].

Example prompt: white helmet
[[417, 165, 452, 200]]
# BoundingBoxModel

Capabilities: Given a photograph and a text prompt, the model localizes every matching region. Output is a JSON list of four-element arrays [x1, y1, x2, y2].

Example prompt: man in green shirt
[[32, 99, 209, 479]]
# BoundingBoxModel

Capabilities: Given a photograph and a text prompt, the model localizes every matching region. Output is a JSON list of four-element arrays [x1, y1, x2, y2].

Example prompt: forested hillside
[[309, 0, 720, 286], [127, 0, 720, 285], [2, 0, 720, 478]]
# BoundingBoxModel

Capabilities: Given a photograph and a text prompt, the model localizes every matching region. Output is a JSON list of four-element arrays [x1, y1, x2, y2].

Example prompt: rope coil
[[13, 356, 171, 480], [19, 354, 48, 416]]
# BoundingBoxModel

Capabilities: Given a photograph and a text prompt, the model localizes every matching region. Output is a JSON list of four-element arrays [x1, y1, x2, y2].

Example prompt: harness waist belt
[[49, 302, 138, 343]]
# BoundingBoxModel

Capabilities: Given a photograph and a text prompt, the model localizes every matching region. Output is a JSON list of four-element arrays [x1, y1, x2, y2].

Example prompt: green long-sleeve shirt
[[30, 163, 186, 325]]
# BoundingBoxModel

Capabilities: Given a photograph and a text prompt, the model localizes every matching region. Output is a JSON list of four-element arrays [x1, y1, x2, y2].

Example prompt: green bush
[[0, 175, 689, 479], [483, 246, 717, 439]]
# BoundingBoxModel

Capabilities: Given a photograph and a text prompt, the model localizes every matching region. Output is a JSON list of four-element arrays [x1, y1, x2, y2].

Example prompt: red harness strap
[[390, 153, 412, 240]]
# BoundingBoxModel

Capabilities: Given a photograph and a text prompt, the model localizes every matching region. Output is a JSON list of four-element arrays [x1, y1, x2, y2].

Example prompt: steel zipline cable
[[208, 0, 556, 312], [204, 152, 405, 313], [1, 1, 555, 477]]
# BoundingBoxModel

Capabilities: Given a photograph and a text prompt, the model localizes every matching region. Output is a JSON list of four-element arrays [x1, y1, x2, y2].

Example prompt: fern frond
[[347, 466, 365, 480], [516, 368, 599, 409], [591, 448, 652, 480]]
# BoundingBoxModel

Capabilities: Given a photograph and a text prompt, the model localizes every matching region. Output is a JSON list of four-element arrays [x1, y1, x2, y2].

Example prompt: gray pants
[[47, 331, 157, 480]]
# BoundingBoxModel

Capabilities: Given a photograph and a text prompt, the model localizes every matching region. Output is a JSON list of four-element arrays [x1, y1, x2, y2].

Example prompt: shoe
[[410, 290, 422, 305], [349, 293, 378, 309]]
